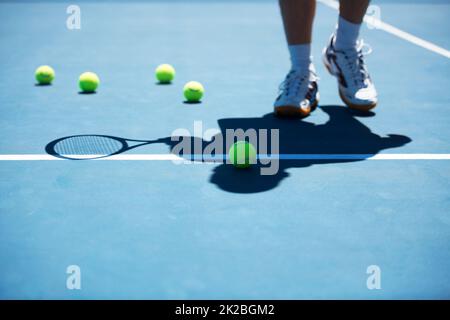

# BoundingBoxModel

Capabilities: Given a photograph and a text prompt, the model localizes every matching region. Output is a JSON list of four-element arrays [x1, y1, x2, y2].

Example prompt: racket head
[[46, 134, 129, 160]]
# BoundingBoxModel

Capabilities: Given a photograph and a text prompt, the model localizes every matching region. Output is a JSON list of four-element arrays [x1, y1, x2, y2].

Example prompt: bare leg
[[339, 0, 370, 24], [279, 0, 316, 45]]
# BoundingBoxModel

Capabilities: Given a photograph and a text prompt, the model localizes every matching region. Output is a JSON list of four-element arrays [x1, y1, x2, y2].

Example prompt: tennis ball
[[183, 81, 204, 102], [35, 65, 55, 85], [155, 64, 175, 83], [79, 72, 100, 93], [229, 141, 257, 169]]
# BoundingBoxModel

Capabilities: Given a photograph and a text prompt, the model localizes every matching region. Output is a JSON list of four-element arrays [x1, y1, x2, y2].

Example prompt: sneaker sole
[[338, 88, 377, 111], [274, 99, 319, 118], [322, 51, 377, 112]]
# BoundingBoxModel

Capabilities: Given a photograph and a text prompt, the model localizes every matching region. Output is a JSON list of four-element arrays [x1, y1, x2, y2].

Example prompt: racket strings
[[53, 135, 124, 158]]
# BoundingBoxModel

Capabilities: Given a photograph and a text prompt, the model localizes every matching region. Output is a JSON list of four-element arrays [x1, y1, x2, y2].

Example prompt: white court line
[[1, 154, 450, 161], [318, 0, 450, 59], [0, 154, 184, 161]]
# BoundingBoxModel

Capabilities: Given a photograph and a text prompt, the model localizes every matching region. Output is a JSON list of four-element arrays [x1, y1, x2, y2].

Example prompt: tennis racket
[[46, 134, 168, 160]]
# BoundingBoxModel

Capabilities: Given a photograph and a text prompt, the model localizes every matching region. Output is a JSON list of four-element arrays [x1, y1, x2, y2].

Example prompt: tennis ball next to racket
[[229, 141, 257, 169]]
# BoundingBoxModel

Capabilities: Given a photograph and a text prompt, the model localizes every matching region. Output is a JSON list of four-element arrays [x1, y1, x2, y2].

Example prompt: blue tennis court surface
[[0, 0, 449, 299]]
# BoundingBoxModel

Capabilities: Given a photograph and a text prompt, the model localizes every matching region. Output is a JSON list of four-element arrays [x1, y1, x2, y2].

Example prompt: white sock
[[288, 43, 312, 73], [334, 16, 361, 50]]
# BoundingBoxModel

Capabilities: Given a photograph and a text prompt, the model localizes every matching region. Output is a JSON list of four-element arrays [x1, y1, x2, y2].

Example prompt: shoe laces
[[340, 40, 372, 88], [278, 70, 317, 98]]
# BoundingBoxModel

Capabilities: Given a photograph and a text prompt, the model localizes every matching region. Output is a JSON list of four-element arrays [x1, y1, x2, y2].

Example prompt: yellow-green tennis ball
[[35, 65, 55, 85], [229, 141, 257, 169], [79, 72, 100, 93], [183, 81, 204, 102], [155, 64, 175, 83]]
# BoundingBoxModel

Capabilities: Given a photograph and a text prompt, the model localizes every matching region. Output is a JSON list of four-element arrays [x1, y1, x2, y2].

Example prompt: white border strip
[[1, 154, 450, 161], [318, 0, 450, 59]]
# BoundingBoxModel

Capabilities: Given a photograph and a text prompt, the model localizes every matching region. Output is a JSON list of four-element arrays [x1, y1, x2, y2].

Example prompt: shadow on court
[[45, 105, 411, 194], [208, 105, 411, 193]]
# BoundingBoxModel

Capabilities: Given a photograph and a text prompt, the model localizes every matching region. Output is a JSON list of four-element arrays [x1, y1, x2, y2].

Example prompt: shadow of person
[[159, 105, 411, 193], [45, 105, 411, 194], [210, 106, 411, 193]]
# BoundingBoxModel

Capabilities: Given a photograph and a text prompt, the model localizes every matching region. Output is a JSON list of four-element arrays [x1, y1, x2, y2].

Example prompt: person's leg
[[279, 0, 315, 45], [339, 0, 370, 24], [334, 0, 370, 50], [279, 0, 316, 71], [323, 0, 377, 111], [274, 0, 319, 118]]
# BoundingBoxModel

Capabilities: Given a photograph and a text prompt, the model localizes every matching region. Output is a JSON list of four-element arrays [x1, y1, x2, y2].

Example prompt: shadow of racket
[[46, 134, 168, 160]]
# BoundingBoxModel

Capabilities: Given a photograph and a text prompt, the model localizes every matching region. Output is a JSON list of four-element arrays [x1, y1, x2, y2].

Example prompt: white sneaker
[[274, 67, 319, 117], [323, 35, 378, 111]]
